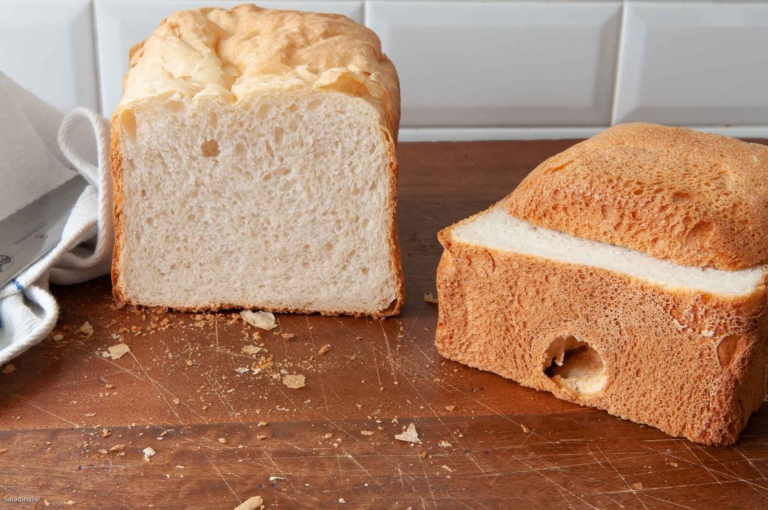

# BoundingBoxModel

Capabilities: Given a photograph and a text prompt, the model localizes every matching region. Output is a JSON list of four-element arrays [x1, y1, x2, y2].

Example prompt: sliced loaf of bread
[[436, 123, 768, 445], [110, 5, 403, 316]]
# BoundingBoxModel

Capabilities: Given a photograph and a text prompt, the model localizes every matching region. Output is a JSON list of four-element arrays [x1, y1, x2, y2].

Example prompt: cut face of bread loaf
[[437, 124, 768, 445], [111, 5, 403, 316]]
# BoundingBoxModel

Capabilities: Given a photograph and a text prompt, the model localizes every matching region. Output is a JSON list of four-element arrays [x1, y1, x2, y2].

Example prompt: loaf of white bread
[[436, 123, 768, 445], [110, 5, 403, 317]]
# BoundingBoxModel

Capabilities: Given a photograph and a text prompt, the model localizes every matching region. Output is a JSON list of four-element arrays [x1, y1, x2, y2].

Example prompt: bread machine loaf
[[436, 123, 768, 445], [110, 4, 403, 317]]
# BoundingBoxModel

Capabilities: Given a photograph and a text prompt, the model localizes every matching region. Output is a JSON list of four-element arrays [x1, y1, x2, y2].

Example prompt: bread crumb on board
[[438, 440, 452, 448], [281, 333, 295, 341], [520, 424, 531, 433], [142, 447, 155, 462], [317, 344, 331, 356], [361, 430, 374, 436], [2, 364, 17, 375], [108, 343, 131, 360], [395, 423, 421, 444], [282, 374, 306, 389], [423, 293, 439, 304], [79, 321, 94, 337], [242, 345, 262, 355], [240, 311, 277, 331], [234, 496, 264, 510]]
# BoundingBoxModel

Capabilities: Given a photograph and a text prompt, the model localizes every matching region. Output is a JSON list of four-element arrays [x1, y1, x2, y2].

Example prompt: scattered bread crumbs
[[282, 374, 306, 389], [423, 292, 439, 304], [243, 345, 262, 355], [395, 423, 421, 444], [281, 333, 295, 341], [441, 465, 454, 473], [218, 438, 227, 445], [108, 343, 130, 360], [317, 344, 331, 356], [241, 310, 277, 330], [0, 448, 8, 454], [633, 483, 643, 490], [257, 421, 268, 427], [355, 336, 363, 341], [102, 429, 111, 438], [339, 498, 346, 504], [53, 334, 64, 341], [235, 367, 250, 374], [520, 424, 531, 433], [361, 431, 374, 436], [269, 476, 285, 481], [84, 413, 96, 417], [324, 433, 333, 439], [44, 500, 50, 506], [420, 451, 427, 459], [65, 501, 75, 506], [142, 447, 155, 462], [445, 405, 455, 412], [234, 496, 264, 510], [257, 435, 268, 441], [2, 364, 16, 375], [79, 321, 94, 337], [172, 398, 180, 405], [670, 462, 678, 467], [438, 441, 452, 448], [109, 445, 125, 452]]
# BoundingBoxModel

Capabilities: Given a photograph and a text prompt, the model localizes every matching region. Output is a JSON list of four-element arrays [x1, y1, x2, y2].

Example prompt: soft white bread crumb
[[115, 91, 399, 314], [452, 207, 765, 297]]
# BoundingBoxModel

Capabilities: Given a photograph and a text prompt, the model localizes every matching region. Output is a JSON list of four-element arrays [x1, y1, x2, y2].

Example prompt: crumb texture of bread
[[507, 123, 768, 270], [111, 5, 403, 316], [436, 208, 768, 446]]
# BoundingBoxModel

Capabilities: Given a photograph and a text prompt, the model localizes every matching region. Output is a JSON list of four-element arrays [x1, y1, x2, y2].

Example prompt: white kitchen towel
[[0, 75, 113, 366]]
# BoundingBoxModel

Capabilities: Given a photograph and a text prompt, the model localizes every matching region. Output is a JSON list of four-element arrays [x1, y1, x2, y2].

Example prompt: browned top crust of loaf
[[118, 3, 400, 135], [506, 123, 768, 270]]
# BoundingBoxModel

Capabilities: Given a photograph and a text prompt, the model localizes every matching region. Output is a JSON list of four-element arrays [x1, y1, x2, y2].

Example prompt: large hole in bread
[[544, 336, 606, 395]]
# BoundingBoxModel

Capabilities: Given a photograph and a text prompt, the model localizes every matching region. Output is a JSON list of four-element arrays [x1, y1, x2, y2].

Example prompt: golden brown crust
[[435, 227, 768, 445], [110, 4, 403, 318], [507, 123, 768, 270]]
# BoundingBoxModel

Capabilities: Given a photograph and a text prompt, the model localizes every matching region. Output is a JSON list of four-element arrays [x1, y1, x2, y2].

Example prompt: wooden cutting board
[[0, 140, 766, 509]]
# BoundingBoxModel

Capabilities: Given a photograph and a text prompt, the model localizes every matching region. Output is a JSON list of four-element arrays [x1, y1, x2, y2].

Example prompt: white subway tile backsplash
[[367, 1, 622, 127], [1, 0, 765, 140], [0, 0, 98, 112], [614, 2, 768, 126], [95, 0, 363, 116]]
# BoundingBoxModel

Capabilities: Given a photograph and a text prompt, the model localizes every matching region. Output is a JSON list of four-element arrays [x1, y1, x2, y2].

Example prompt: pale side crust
[[110, 120, 404, 319], [507, 123, 768, 270], [436, 230, 768, 446]]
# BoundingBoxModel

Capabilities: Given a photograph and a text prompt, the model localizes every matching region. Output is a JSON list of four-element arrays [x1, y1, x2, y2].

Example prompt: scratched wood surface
[[1, 140, 768, 509]]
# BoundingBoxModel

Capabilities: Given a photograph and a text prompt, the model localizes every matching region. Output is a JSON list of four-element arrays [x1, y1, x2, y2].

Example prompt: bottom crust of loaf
[[435, 239, 768, 446], [111, 292, 403, 319]]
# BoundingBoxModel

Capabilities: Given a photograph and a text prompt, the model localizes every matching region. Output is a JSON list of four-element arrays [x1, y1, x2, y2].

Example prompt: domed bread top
[[506, 123, 768, 271], [117, 4, 399, 134]]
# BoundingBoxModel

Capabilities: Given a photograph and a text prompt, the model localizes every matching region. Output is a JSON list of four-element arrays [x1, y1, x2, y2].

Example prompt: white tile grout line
[[90, 0, 104, 116], [610, 0, 628, 126]]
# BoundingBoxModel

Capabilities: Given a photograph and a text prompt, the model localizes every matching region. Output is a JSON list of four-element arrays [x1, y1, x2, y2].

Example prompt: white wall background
[[1, 0, 767, 141]]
